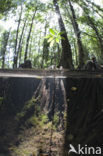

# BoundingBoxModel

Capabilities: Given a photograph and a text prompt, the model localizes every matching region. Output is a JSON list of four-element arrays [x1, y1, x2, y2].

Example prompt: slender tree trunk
[[19, 24, 28, 65], [13, 5, 23, 68], [38, 32, 41, 53], [19, 39, 23, 65], [53, 0, 73, 69], [24, 10, 36, 62], [68, 0, 84, 68], [57, 43, 61, 66], [74, 41, 78, 66], [28, 37, 33, 60], [17, 18, 27, 66], [2, 30, 10, 69], [85, 0, 103, 18], [79, 1, 103, 59], [87, 15, 103, 59], [41, 20, 48, 68]]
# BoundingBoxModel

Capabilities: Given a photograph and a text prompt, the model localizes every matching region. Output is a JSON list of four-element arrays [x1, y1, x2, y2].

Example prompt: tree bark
[[17, 18, 27, 66], [68, 0, 84, 68], [2, 31, 10, 69], [41, 20, 48, 68], [53, 0, 74, 69], [87, 15, 103, 59], [13, 5, 23, 68], [19, 25, 28, 66], [79, 1, 103, 60], [24, 10, 36, 62]]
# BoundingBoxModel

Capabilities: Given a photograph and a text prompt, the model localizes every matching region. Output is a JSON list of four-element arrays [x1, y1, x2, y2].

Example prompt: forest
[[0, 0, 103, 70], [0, 1, 103, 156]]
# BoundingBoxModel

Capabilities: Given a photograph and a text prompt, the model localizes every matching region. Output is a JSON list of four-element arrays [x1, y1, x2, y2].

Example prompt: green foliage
[[53, 113, 59, 129], [26, 115, 39, 126], [0, 25, 5, 33], [0, 0, 103, 68], [45, 28, 65, 47], [40, 114, 48, 124], [0, 0, 13, 14], [15, 97, 38, 121]]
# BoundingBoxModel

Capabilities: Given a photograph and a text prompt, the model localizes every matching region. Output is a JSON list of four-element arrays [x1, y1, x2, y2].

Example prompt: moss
[[24, 97, 37, 111], [53, 113, 59, 129], [40, 114, 48, 123], [15, 97, 38, 121], [25, 115, 39, 127]]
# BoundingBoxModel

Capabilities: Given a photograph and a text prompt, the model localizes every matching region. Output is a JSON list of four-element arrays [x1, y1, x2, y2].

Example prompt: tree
[[0, 0, 103, 69], [53, 0, 74, 69], [77, 0, 103, 60], [17, 17, 27, 65], [24, 10, 37, 62], [41, 19, 49, 68], [0, 0, 13, 15], [67, 0, 85, 68], [13, 5, 23, 68], [1, 30, 10, 68]]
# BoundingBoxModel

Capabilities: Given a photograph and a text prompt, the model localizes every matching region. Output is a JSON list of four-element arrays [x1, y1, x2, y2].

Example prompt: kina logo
[[68, 144, 102, 155]]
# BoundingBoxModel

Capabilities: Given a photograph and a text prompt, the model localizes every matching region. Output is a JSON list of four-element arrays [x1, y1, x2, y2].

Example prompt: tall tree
[[1, 30, 10, 69], [53, 0, 73, 69], [17, 17, 27, 65], [67, 0, 84, 68], [41, 20, 49, 68], [78, 0, 103, 60], [0, 0, 14, 15], [24, 10, 37, 62], [13, 4, 23, 68]]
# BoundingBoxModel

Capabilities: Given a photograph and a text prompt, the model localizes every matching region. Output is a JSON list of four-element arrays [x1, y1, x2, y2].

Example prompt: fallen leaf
[[71, 87, 77, 91]]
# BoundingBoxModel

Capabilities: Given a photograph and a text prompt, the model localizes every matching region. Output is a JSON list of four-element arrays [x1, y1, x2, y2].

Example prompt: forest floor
[[0, 113, 64, 156], [0, 70, 103, 156], [0, 75, 66, 156], [0, 110, 65, 156]]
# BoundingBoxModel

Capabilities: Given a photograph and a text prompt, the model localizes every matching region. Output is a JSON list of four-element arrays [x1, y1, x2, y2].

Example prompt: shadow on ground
[[0, 77, 103, 156]]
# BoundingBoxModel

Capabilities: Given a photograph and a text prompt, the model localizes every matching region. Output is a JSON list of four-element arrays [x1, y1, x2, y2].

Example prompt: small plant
[[45, 28, 65, 47], [26, 115, 39, 127], [24, 97, 37, 111], [40, 114, 48, 124], [53, 113, 59, 129], [15, 97, 38, 121]]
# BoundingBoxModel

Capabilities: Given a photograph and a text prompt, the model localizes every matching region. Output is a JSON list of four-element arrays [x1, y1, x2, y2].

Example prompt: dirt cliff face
[[0, 77, 103, 156]]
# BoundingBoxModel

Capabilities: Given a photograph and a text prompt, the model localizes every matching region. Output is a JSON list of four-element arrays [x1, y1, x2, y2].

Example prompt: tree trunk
[[74, 40, 78, 66], [53, 0, 73, 69], [17, 18, 27, 66], [57, 43, 61, 66], [19, 25, 28, 66], [13, 5, 23, 68], [79, 1, 103, 60], [85, 0, 103, 18], [87, 15, 103, 59], [24, 10, 36, 62], [68, 0, 84, 68], [2, 31, 10, 69], [41, 20, 48, 68], [28, 37, 33, 60]]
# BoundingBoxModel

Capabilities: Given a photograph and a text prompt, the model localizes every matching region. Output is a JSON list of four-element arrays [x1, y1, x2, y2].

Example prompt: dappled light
[[0, 0, 103, 156]]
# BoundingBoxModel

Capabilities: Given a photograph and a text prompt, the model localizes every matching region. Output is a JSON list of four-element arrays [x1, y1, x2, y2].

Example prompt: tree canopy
[[0, 0, 103, 69]]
